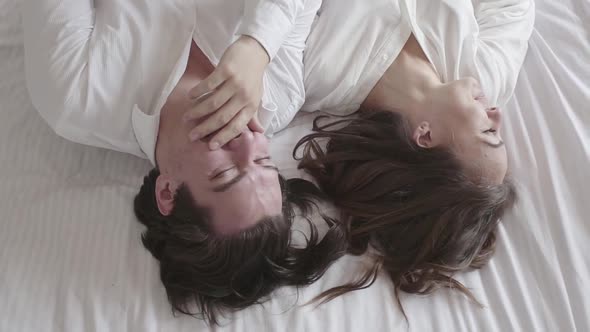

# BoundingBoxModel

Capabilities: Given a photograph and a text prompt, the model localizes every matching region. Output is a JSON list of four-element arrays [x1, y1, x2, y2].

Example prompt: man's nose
[[227, 130, 256, 163], [487, 107, 502, 130]]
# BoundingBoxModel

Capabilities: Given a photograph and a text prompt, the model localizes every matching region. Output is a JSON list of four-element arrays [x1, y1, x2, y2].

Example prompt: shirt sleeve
[[258, 57, 306, 134], [411, 0, 534, 107], [471, 0, 536, 106], [21, 0, 162, 157], [22, 0, 95, 138], [237, 0, 306, 60]]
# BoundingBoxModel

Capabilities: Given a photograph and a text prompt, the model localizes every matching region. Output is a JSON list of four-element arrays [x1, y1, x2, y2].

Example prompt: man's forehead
[[207, 173, 282, 235]]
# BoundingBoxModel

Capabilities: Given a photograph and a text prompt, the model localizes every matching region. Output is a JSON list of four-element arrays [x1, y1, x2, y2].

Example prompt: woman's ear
[[413, 121, 434, 148], [155, 175, 180, 216]]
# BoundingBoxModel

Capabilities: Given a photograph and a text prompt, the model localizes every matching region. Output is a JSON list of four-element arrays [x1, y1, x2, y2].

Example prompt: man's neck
[[155, 41, 214, 167]]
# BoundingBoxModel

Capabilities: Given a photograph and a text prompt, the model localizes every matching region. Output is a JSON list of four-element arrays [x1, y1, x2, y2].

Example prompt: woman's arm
[[472, 0, 535, 106], [410, 0, 534, 107]]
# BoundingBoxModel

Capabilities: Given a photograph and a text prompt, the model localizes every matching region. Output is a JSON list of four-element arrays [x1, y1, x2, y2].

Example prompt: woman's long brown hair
[[294, 110, 517, 313]]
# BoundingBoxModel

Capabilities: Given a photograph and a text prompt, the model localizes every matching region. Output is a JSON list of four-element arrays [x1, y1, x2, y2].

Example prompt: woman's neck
[[361, 34, 441, 122]]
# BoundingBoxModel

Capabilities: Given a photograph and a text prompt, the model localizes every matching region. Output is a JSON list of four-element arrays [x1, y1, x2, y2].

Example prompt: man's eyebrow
[[212, 165, 279, 193], [483, 140, 505, 148], [212, 171, 246, 193], [263, 165, 280, 173]]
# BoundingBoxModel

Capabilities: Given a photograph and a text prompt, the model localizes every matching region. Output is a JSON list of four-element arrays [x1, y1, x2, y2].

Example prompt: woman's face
[[421, 78, 508, 184]]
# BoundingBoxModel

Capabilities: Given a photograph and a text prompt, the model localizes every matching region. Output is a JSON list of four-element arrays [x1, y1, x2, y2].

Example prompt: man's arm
[[237, 0, 306, 60], [184, 0, 310, 148], [22, 0, 95, 133], [22, 0, 145, 154], [21, 1, 191, 157]]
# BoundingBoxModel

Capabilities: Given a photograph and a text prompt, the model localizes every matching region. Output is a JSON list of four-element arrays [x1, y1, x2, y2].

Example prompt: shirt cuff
[[237, 1, 296, 60], [257, 76, 279, 135]]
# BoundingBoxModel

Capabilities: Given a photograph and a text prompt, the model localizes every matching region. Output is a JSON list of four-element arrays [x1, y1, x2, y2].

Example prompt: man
[[23, 0, 322, 232], [22, 0, 345, 324]]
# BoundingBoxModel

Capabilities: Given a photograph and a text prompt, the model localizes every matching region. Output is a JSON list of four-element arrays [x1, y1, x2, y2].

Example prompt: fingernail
[[210, 142, 220, 150], [182, 114, 191, 122]]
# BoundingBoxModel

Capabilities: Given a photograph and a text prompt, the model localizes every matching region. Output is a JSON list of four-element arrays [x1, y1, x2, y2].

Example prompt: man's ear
[[155, 175, 180, 216], [413, 121, 435, 148]]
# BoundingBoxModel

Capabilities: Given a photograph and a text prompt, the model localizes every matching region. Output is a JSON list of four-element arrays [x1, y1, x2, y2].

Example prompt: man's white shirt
[[22, 0, 321, 164]]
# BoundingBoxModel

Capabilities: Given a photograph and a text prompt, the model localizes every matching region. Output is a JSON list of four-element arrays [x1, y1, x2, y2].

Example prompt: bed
[[0, 0, 588, 330]]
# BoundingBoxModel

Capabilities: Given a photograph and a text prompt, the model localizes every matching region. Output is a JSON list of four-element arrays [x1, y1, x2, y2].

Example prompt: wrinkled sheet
[[0, 0, 588, 330]]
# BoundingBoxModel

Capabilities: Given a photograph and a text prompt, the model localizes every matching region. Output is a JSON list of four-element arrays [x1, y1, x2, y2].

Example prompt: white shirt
[[22, 0, 321, 165], [303, 0, 535, 115]]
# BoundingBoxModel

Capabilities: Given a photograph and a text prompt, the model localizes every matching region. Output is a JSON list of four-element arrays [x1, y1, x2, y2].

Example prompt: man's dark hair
[[134, 169, 347, 325]]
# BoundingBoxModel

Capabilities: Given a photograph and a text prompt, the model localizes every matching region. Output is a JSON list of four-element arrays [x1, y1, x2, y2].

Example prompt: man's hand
[[183, 35, 270, 150]]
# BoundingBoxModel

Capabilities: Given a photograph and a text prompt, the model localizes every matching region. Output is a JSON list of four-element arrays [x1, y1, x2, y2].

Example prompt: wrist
[[238, 35, 271, 65]]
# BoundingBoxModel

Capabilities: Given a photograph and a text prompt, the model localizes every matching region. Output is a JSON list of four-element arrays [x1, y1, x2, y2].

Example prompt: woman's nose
[[487, 107, 502, 129]]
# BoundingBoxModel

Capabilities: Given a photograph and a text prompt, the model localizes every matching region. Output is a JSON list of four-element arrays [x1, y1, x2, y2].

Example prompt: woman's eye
[[484, 128, 497, 134]]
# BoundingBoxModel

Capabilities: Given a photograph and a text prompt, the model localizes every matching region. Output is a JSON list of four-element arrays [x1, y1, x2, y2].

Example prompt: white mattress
[[1, 0, 588, 331]]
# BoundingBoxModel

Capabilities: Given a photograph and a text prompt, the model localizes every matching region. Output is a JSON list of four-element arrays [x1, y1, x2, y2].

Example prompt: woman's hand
[[184, 35, 269, 149]]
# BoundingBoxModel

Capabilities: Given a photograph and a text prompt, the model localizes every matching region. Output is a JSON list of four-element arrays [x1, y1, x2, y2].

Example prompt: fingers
[[208, 108, 255, 150], [183, 83, 234, 122], [188, 69, 225, 100], [188, 97, 243, 142]]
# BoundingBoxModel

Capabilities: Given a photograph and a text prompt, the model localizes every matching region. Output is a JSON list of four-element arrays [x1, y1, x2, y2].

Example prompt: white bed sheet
[[0, 0, 588, 331]]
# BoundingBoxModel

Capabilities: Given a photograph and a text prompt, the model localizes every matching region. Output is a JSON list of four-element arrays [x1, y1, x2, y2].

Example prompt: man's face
[[176, 130, 282, 234], [154, 68, 282, 235]]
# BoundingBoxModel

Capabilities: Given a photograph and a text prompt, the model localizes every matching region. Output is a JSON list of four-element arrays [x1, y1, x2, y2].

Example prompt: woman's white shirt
[[303, 0, 535, 115]]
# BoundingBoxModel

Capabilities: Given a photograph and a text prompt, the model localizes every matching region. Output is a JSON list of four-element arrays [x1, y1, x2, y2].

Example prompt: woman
[[295, 0, 534, 306]]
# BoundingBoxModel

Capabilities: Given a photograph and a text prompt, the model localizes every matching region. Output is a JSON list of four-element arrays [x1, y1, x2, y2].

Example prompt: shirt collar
[[131, 104, 160, 166]]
